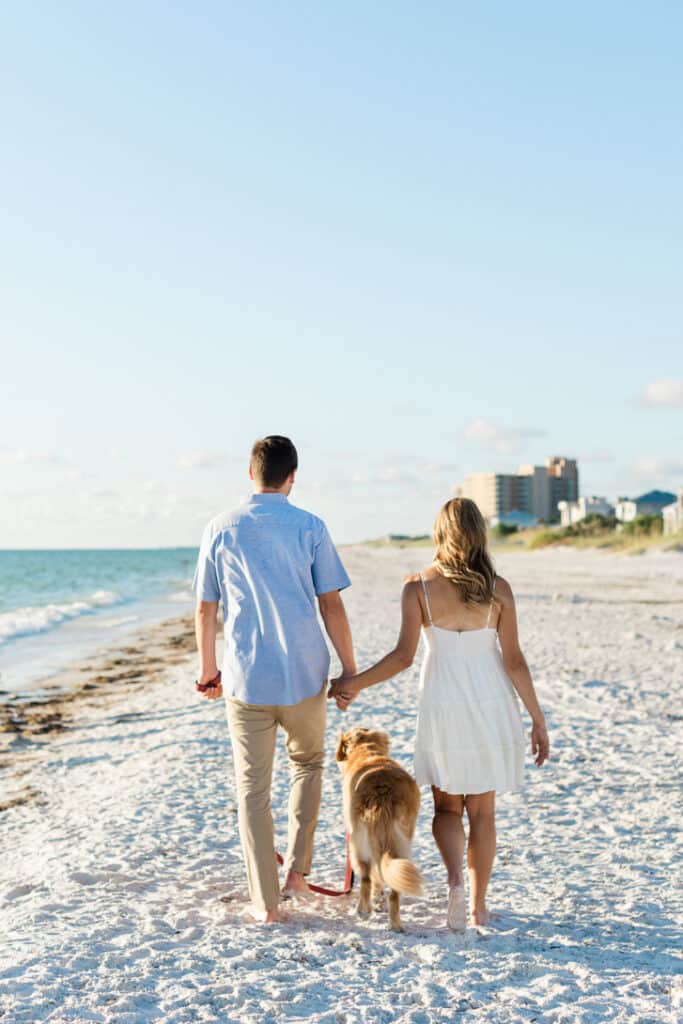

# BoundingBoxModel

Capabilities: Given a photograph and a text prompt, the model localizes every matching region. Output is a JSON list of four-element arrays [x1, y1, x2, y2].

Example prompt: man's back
[[194, 493, 350, 705]]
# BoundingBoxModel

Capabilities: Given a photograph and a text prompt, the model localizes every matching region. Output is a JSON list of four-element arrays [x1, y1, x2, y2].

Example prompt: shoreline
[[0, 612, 199, 812]]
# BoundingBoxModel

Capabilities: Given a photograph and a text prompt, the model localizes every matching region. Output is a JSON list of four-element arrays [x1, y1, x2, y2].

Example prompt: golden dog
[[336, 727, 422, 931]]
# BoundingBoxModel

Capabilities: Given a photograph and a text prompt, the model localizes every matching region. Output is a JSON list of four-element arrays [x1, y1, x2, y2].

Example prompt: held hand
[[531, 719, 549, 766], [328, 674, 360, 711]]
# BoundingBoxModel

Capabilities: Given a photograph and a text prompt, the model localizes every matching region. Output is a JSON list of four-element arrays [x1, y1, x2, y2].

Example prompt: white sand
[[2, 547, 682, 1024]]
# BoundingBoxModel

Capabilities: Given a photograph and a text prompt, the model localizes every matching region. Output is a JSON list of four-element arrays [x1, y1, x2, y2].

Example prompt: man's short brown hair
[[250, 435, 298, 488]]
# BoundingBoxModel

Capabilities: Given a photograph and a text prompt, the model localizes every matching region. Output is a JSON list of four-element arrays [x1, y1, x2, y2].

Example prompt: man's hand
[[328, 674, 360, 711], [318, 592, 356, 705], [196, 670, 223, 701]]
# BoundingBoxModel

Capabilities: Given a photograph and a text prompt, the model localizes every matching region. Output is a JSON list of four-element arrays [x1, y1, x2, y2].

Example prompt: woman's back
[[415, 566, 499, 633], [413, 565, 525, 797]]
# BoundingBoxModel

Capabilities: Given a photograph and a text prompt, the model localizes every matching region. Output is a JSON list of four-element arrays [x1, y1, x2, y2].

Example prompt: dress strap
[[486, 575, 497, 628], [419, 573, 433, 624]]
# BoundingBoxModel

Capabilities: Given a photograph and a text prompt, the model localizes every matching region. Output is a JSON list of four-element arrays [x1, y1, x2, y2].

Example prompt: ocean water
[[0, 549, 198, 694]]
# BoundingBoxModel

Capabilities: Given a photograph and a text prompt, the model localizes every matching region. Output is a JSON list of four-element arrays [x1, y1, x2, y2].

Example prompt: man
[[193, 435, 355, 923]]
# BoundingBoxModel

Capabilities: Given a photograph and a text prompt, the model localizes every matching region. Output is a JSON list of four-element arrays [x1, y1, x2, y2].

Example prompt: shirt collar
[[249, 492, 289, 504]]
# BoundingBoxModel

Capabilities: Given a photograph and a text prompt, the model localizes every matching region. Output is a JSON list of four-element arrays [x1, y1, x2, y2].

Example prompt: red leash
[[276, 835, 354, 897]]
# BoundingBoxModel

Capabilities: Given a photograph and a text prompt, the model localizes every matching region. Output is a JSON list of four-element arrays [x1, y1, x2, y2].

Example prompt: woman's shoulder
[[493, 574, 515, 604], [402, 565, 436, 587]]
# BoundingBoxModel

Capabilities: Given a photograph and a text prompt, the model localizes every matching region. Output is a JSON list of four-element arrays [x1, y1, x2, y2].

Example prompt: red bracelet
[[196, 670, 222, 692]]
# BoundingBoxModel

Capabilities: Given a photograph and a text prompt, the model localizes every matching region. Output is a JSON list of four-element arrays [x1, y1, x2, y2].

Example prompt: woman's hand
[[328, 675, 361, 710], [531, 719, 549, 766]]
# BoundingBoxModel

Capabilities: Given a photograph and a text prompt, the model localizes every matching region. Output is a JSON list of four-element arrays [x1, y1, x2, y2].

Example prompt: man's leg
[[277, 684, 327, 885], [225, 698, 281, 915]]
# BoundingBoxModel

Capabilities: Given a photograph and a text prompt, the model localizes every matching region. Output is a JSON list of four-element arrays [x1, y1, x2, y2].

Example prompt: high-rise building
[[463, 456, 579, 523], [545, 456, 579, 511]]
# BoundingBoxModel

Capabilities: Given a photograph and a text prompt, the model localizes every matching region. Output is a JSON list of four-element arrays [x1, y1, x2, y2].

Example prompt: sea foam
[[0, 591, 122, 645]]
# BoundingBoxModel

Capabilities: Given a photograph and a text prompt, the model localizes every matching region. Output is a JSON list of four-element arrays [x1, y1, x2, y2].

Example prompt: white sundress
[[413, 574, 525, 796]]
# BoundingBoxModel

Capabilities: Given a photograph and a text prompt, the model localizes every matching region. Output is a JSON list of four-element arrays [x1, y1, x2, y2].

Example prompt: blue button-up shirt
[[193, 493, 351, 706]]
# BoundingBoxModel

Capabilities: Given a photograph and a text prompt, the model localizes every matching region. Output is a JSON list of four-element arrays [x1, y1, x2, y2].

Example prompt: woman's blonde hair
[[433, 497, 496, 605]]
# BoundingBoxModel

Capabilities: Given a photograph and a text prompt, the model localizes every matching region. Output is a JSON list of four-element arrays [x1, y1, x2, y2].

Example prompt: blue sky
[[2, 2, 682, 546]]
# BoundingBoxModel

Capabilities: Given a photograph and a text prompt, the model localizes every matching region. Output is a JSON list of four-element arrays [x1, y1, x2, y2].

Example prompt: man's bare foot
[[282, 870, 310, 896], [241, 904, 289, 924], [471, 907, 494, 926]]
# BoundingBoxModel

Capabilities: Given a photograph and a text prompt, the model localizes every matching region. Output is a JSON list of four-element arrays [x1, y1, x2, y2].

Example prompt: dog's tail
[[379, 852, 423, 896], [364, 806, 423, 896]]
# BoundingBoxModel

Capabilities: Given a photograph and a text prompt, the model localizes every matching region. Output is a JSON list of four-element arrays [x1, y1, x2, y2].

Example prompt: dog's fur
[[336, 727, 422, 931]]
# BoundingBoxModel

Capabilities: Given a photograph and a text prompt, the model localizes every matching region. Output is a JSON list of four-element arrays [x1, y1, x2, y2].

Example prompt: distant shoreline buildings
[[461, 456, 680, 533], [463, 456, 578, 526]]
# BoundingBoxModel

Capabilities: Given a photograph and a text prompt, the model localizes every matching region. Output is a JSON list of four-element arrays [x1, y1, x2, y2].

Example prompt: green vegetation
[[363, 516, 683, 556], [494, 514, 681, 555], [491, 522, 520, 538], [527, 514, 618, 550], [620, 514, 663, 537], [364, 534, 432, 549]]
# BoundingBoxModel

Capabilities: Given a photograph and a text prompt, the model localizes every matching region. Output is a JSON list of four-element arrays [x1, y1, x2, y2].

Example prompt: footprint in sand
[[70, 871, 99, 886], [4, 883, 38, 901]]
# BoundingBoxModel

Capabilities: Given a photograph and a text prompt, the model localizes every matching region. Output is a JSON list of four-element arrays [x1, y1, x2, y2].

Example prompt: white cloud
[[634, 456, 683, 479], [344, 461, 464, 491], [462, 419, 546, 454], [350, 466, 417, 486], [579, 450, 616, 463], [0, 448, 65, 466], [463, 419, 498, 442], [641, 379, 683, 408], [177, 452, 229, 470]]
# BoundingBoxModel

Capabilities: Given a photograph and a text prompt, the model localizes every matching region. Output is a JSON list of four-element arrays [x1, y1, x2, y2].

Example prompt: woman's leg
[[431, 786, 465, 887], [464, 791, 496, 924]]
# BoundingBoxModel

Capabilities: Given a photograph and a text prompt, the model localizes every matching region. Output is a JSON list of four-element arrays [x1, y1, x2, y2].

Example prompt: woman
[[329, 497, 549, 931]]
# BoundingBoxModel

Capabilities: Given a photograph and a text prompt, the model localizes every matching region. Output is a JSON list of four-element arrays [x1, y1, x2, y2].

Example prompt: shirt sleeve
[[311, 521, 351, 596], [192, 522, 221, 602]]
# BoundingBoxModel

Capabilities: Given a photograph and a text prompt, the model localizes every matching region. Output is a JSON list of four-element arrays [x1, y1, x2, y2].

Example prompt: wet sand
[[0, 614, 199, 812]]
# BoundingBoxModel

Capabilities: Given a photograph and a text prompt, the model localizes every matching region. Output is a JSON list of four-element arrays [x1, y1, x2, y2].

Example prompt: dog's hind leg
[[351, 823, 373, 917], [357, 861, 372, 917], [389, 889, 403, 932], [371, 873, 385, 911]]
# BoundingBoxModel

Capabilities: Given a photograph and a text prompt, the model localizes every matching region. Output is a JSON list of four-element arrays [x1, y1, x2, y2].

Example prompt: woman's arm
[[496, 577, 549, 765], [329, 579, 423, 701]]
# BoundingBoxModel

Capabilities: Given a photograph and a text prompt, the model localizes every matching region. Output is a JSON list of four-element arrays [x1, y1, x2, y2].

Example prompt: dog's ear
[[367, 729, 390, 756], [377, 730, 390, 756], [335, 731, 348, 762]]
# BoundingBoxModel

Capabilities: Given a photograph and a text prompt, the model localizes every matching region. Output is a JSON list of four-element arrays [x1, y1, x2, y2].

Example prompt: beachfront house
[[557, 496, 614, 527], [663, 490, 683, 535], [615, 490, 676, 522]]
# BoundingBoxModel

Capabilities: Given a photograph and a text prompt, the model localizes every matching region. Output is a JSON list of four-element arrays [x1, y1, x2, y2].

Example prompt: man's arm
[[318, 590, 356, 678], [195, 600, 222, 699]]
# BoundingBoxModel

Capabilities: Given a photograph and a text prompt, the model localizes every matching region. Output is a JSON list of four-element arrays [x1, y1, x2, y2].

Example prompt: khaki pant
[[225, 683, 327, 912]]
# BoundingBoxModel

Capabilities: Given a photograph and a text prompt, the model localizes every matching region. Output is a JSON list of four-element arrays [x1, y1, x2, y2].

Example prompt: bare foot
[[241, 904, 289, 924], [447, 883, 467, 932], [282, 870, 311, 897], [471, 907, 494, 926]]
